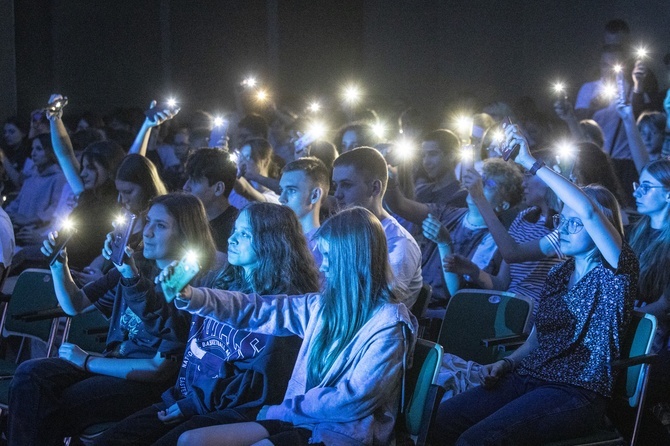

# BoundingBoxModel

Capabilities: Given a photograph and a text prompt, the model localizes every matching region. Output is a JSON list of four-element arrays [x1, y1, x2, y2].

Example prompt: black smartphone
[[163, 253, 201, 303], [500, 117, 520, 161], [144, 101, 179, 120], [48, 226, 78, 266], [46, 97, 68, 115], [109, 211, 137, 266]]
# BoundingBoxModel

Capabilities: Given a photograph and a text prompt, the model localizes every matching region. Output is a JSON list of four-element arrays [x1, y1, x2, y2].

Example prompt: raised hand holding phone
[[108, 211, 137, 266], [160, 251, 201, 303], [500, 117, 521, 161], [48, 220, 78, 266]]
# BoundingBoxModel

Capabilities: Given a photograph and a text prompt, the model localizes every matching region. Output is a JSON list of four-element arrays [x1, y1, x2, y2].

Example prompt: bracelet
[[501, 357, 516, 372], [529, 160, 545, 176], [84, 354, 91, 372]]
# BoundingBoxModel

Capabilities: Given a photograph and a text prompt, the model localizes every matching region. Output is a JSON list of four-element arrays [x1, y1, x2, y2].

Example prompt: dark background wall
[[5, 0, 670, 122]]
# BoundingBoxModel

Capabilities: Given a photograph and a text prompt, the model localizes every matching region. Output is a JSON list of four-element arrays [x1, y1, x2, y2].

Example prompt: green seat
[[63, 308, 109, 354], [437, 289, 533, 365], [546, 312, 657, 446], [402, 339, 444, 446]]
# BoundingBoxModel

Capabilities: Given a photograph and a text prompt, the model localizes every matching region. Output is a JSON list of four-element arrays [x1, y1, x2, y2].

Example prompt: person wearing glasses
[[431, 123, 638, 445]]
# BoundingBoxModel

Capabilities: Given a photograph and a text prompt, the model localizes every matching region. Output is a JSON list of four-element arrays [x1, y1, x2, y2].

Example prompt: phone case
[[500, 117, 520, 161], [46, 97, 68, 114], [163, 254, 201, 303], [48, 228, 77, 266], [110, 211, 137, 266]]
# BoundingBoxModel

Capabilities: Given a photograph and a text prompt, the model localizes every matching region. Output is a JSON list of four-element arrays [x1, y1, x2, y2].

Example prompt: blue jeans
[[92, 405, 249, 446], [430, 372, 607, 445], [7, 357, 171, 446]]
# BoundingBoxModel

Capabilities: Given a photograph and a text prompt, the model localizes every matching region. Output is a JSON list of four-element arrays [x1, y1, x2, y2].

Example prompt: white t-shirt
[[0, 208, 15, 268], [381, 215, 423, 309]]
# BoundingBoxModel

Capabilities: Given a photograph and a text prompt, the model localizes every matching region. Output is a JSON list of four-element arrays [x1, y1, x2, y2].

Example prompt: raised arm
[[47, 94, 84, 196], [616, 102, 649, 174], [506, 125, 623, 267], [383, 176, 430, 225], [128, 100, 179, 156], [422, 214, 459, 297]]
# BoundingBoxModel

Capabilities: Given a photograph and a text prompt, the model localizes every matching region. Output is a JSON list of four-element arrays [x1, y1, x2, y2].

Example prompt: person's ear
[[370, 179, 383, 197], [310, 186, 323, 205], [213, 181, 225, 197]]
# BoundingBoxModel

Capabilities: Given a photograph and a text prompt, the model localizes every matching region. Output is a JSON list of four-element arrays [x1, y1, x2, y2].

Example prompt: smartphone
[[208, 119, 229, 148], [46, 97, 68, 115], [162, 253, 201, 303], [615, 70, 626, 104], [109, 211, 137, 266], [460, 143, 475, 178], [294, 131, 317, 155], [145, 101, 179, 120], [48, 227, 78, 266], [500, 117, 520, 161]]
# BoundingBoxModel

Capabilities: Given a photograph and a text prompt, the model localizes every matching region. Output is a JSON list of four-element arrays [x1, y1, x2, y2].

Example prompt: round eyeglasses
[[552, 214, 584, 234]]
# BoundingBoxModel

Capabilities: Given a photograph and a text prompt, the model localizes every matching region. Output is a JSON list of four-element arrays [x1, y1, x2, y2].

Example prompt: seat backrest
[[615, 312, 657, 408], [2, 269, 61, 343], [437, 289, 532, 365], [405, 339, 443, 436], [64, 309, 110, 354], [411, 282, 432, 320]]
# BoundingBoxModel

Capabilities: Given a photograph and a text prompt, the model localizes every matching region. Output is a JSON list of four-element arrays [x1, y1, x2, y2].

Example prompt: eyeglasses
[[481, 175, 497, 189], [633, 182, 665, 196], [552, 214, 584, 234]]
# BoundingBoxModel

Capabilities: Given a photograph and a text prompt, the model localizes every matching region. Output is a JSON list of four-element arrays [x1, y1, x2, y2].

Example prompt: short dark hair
[[283, 157, 331, 195], [333, 146, 388, 189], [238, 114, 268, 139], [422, 129, 461, 167], [185, 149, 237, 198]]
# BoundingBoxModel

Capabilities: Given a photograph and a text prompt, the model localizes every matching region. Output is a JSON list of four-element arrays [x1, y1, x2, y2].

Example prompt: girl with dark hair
[[7, 193, 222, 446], [431, 124, 638, 445], [93, 202, 321, 445], [163, 207, 416, 446], [5, 134, 66, 231], [1, 116, 31, 190]]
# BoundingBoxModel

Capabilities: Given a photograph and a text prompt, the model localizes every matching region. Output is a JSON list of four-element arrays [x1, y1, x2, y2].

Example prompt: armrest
[[610, 353, 658, 370], [83, 327, 109, 335], [481, 334, 528, 348], [13, 307, 67, 322]]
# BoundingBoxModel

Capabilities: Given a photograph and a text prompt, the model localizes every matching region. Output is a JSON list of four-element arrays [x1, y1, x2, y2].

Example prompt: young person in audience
[[278, 156, 330, 259], [1, 116, 31, 190], [388, 158, 522, 305], [337, 122, 378, 153], [332, 147, 423, 307], [0, 162, 15, 278], [93, 202, 320, 446], [414, 130, 467, 207], [162, 206, 416, 446], [5, 134, 66, 232], [7, 193, 222, 446], [431, 122, 638, 445], [230, 138, 281, 208], [183, 148, 239, 252]]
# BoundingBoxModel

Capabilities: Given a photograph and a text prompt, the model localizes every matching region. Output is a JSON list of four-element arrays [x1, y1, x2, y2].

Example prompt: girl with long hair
[[93, 202, 321, 445], [163, 207, 416, 446], [431, 124, 638, 445], [7, 193, 220, 446]]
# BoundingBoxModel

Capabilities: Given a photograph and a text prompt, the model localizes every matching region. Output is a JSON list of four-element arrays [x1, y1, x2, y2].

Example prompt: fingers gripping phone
[[145, 101, 179, 121], [163, 253, 201, 303], [49, 226, 78, 266], [46, 97, 68, 115], [110, 211, 137, 266], [500, 117, 521, 161]]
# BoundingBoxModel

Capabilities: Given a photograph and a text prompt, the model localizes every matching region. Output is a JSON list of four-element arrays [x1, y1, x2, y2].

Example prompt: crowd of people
[[0, 17, 669, 446]]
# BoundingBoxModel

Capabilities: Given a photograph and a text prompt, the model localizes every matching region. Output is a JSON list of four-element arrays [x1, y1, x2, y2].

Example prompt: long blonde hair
[[306, 207, 396, 388]]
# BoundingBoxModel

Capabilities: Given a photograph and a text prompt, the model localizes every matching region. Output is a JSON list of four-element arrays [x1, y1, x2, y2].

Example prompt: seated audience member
[[93, 203, 320, 446], [163, 207, 416, 446], [569, 141, 629, 209], [414, 130, 467, 208], [431, 123, 638, 445], [637, 111, 666, 161], [333, 147, 423, 307], [438, 153, 564, 318], [388, 158, 522, 304], [5, 134, 66, 232], [230, 138, 281, 208], [609, 159, 670, 443], [1, 116, 31, 190], [278, 157, 330, 264], [183, 148, 239, 251], [337, 122, 378, 153], [7, 193, 222, 445]]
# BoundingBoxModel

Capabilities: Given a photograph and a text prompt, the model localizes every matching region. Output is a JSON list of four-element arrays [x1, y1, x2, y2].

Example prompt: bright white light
[[185, 250, 198, 265], [167, 98, 177, 108], [552, 81, 566, 96], [307, 121, 327, 140], [492, 130, 505, 144], [343, 85, 361, 104], [395, 138, 415, 160], [61, 218, 74, 231], [635, 46, 649, 59], [555, 140, 575, 158], [455, 116, 474, 136], [600, 82, 617, 100], [461, 145, 475, 162], [114, 214, 126, 226], [244, 77, 257, 88], [372, 122, 386, 139], [213, 116, 224, 127], [613, 64, 623, 74], [308, 101, 321, 113]]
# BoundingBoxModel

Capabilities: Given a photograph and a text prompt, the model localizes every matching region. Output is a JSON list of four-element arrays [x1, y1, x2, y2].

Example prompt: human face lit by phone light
[[115, 180, 145, 214], [279, 170, 316, 219], [227, 211, 258, 273], [143, 204, 180, 266], [634, 170, 669, 217], [80, 155, 111, 190], [555, 206, 595, 257]]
